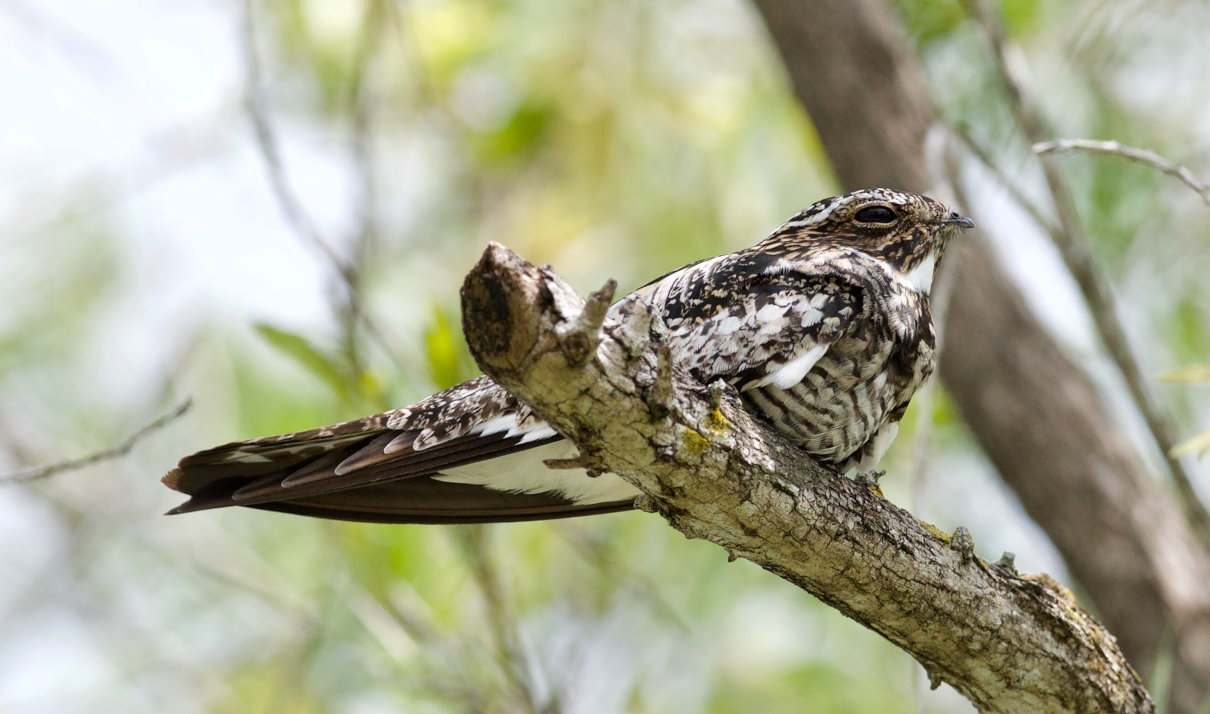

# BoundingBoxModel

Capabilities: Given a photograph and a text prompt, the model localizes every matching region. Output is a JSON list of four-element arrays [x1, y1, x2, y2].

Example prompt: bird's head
[[764, 188, 974, 293]]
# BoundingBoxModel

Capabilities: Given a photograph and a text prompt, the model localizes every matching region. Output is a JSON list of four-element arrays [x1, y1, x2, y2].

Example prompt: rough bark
[[750, 1, 1210, 711], [460, 242, 1151, 714]]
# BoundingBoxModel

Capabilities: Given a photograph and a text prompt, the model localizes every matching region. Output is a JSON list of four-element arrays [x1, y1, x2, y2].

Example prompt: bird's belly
[[744, 367, 895, 464]]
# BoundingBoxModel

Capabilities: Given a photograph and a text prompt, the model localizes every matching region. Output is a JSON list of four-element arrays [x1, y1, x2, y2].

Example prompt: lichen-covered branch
[[460, 242, 1152, 714]]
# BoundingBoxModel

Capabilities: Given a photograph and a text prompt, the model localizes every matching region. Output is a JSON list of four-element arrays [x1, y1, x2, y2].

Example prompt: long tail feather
[[163, 377, 638, 523]]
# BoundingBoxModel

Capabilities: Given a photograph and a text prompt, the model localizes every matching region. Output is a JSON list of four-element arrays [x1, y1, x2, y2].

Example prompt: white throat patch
[[903, 253, 937, 294]]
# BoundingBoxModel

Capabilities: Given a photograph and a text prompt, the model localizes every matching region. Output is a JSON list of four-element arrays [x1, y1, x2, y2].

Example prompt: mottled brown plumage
[[164, 188, 971, 522]]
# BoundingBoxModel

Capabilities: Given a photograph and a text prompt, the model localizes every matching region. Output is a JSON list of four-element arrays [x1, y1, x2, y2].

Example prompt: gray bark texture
[[749, 1, 1210, 711], [460, 242, 1152, 714]]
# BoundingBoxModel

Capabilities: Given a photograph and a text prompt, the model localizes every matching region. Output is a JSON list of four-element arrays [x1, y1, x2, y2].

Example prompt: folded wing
[[661, 249, 868, 391]]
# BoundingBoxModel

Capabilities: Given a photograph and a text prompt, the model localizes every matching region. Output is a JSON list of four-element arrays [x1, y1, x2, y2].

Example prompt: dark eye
[[855, 205, 897, 224]]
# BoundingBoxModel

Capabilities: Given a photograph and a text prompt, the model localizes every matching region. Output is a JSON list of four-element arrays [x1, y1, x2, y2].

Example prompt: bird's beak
[[942, 213, 976, 231]]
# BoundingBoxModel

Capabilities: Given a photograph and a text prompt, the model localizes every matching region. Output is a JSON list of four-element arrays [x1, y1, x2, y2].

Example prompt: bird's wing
[[657, 248, 870, 390], [166, 249, 872, 523], [163, 376, 639, 523]]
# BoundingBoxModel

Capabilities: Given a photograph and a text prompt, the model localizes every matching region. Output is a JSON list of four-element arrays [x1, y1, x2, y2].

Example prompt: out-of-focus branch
[[348, 583, 498, 712], [949, 122, 1063, 236], [460, 242, 1153, 714], [455, 525, 548, 714], [337, 0, 388, 380], [239, 0, 400, 388], [555, 526, 692, 633], [347, 1, 382, 268], [961, 0, 1210, 549], [1033, 139, 1210, 206], [1, 0, 119, 82], [241, 0, 352, 279], [0, 399, 191, 484], [349, 597, 450, 703]]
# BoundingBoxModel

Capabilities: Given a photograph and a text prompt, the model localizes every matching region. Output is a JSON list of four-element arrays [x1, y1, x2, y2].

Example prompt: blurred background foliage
[[0, 0, 1207, 712]]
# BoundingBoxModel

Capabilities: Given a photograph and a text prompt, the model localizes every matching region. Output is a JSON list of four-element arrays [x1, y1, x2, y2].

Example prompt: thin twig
[[455, 525, 548, 714], [554, 524, 692, 633], [347, 1, 413, 381], [962, 0, 1210, 548], [949, 122, 1063, 237], [0, 399, 192, 484], [1033, 139, 1210, 206], [2, 0, 120, 82], [241, 0, 353, 279], [347, 1, 382, 272], [357, 584, 510, 710], [240, 0, 403, 387], [337, 0, 387, 382]]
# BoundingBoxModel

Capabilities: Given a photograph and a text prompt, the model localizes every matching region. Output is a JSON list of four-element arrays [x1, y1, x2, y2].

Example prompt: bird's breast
[[743, 338, 924, 464]]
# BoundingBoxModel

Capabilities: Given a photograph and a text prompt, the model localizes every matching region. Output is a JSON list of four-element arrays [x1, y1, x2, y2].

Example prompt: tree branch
[[240, 0, 352, 280], [459, 242, 1151, 714], [454, 525, 547, 714], [0, 398, 192, 484], [949, 122, 1064, 236], [239, 0, 402, 385], [1033, 139, 1210, 206]]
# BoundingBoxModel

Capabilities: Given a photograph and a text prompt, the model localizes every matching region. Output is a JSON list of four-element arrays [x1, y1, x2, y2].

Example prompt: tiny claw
[[854, 469, 886, 487]]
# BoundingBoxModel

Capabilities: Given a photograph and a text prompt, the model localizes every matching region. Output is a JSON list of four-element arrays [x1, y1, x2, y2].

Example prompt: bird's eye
[[855, 205, 897, 224]]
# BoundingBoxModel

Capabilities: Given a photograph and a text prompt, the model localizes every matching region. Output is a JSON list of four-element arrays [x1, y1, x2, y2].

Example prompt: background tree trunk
[[749, 0, 1210, 711]]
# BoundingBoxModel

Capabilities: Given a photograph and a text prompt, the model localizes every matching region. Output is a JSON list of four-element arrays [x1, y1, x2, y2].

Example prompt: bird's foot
[[853, 469, 886, 487], [853, 469, 886, 498]]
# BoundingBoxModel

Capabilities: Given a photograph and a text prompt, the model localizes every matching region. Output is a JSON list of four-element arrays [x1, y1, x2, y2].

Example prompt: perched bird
[[164, 188, 972, 523]]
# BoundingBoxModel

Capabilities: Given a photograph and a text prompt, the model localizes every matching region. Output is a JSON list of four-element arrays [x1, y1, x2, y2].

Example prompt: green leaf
[[1171, 431, 1210, 459], [894, 0, 963, 47], [470, 98, 556, 167], [1000, 0, 1043, 37], [422, 305, 477, 390], [1160, 364, 1210, 384], [253, 322, 353, 398], [1166, 296, 1210, 362]]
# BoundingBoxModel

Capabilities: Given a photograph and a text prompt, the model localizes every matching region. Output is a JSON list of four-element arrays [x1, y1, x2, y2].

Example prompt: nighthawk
[[165, 188, 973, 523]]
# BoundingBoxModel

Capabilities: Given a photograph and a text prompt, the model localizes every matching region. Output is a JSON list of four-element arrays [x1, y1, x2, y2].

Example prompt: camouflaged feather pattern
[[209, 244, 931, 472]]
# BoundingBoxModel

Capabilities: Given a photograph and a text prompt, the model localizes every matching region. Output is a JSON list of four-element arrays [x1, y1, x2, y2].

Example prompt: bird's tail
[[163, 376, 637, 523]]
